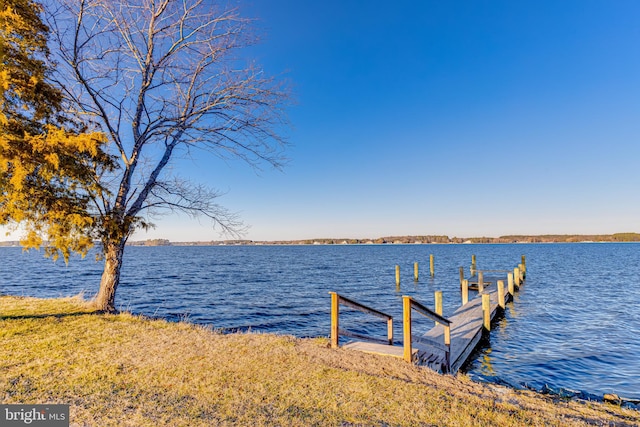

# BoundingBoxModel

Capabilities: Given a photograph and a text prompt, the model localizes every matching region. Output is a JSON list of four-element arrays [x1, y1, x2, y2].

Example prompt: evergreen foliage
[[0, 0, 112, 261]]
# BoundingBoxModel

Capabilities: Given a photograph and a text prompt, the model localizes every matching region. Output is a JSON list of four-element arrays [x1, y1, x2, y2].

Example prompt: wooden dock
[[413, 270, 512, 373], [331, 256, 526, 375]]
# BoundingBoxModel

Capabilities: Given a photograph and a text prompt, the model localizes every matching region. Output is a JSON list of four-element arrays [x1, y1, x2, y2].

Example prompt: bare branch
[[142, 177, 247, 237], [45, 0, 289, 239]]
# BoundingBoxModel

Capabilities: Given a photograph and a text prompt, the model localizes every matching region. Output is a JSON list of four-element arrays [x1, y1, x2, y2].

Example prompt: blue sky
[[5, 0, 639, 242], [134, 0, 640, 241]]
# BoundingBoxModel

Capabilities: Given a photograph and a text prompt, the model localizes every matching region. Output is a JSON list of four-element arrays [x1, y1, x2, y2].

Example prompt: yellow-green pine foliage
[[0, 0, 113, 261]]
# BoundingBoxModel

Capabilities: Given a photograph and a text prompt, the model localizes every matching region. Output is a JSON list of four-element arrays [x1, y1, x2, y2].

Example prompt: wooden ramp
[[342, 341, 416, 359]]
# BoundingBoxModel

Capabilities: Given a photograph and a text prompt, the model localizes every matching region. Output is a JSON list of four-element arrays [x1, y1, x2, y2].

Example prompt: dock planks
[[414, 272, 511, 373], [331, 260, 524, 375], [342, 341, 416, 359]]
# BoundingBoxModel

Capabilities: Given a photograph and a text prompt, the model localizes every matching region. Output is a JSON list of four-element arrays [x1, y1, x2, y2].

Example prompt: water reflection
[[481, 350, 495, 375]]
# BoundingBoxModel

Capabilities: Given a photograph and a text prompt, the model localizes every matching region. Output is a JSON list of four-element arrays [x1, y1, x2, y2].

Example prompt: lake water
[[1, 243, 638, 404]]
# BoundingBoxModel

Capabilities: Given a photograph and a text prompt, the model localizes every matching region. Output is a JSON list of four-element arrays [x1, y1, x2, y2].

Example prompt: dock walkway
[[332, 258, 525, 375], [413, 271, 510, 373]]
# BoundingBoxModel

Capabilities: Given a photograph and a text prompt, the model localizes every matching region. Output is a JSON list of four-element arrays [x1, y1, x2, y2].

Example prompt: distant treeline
[[127, 239, 171, 246], [168, 233, 640, 245], [3, 233, 640, 248], [277, 233, 640, 245], [490, 233, 640, 243]]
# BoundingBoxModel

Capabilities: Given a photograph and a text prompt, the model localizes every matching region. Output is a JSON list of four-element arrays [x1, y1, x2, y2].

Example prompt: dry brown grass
[[1, 295, 638, 426]]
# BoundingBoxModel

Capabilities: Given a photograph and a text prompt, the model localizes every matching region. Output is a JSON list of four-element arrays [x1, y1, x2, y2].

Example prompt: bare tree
[[44, 0, 289, 312]]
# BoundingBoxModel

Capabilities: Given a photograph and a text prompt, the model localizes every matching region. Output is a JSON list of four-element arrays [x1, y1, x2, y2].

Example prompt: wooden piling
[[471, 255, 477, 275], [497, 280, 505, 309], [430, 254, 434, 277], [403, 296, 412, 362], [459, 266, 464, 286], [478, 271, 484, 293], [514, 267, 521, 287], [396, 265, 400, 286], [414, 262, 419, 282], [462, 279, 469, 305], [330, 292, 339, 348], [435, 291, 442, 326], [508, 272, 514, 295], [482, 293, 490, 331], [521, 255, 526, 275]]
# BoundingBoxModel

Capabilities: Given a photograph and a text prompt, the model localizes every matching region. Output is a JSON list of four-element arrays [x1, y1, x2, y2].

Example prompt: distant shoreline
[[126, 233, 640, 246], [1, 233, 638, 248]]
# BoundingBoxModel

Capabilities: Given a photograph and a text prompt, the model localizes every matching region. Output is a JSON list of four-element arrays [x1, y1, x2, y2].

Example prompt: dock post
[[435, 291, 442, 325], [471, 255, 477, 276], [402, 296, 413, 362], [462, 279, 469, 305], [430, 254, 435, 277], [482, 293, 491, 332], [387, 317, 394, 345], [396, 265, 400, 287], [414, 262, 419, 282], [459, 266, 464, 286], [518, 264, 525, 282], [521, 255, 526, 276], [478, 271, 484, 293], [514, 267, 521, 287], [444, 325, 451, 373], [330, 292, 339, 348], [508, 272, 515, 295], [497, 280, 505, 309]]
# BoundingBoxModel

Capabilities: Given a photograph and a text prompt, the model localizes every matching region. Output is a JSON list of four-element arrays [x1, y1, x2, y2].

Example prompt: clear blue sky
[[6, 0, 640, 242], [137, 0, 640, 241]]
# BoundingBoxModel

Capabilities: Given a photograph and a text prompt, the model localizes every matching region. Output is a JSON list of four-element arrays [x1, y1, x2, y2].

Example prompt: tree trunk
[[93, 239, 126, 312]]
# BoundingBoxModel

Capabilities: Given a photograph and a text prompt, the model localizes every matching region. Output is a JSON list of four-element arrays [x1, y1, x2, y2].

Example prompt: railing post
[[414, 262, 419, 282], [497, 280, 505, 309], [508, 272, 514, 295], [396, 265, 400, 287], [430, 254, 434, 277], [462, 279, 469, 305], [330, 292, 339, 348], [478, 271, 484, 293], [387, 317, 393, 345], [444, 324, 451, 373], [482, 293, 491, 332], [434, 291, 442, 326], [403, 296, 412, 362]]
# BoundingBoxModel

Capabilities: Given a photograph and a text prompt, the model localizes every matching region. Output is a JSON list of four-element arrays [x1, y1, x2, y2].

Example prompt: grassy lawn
[[1, 295, 638, 426]]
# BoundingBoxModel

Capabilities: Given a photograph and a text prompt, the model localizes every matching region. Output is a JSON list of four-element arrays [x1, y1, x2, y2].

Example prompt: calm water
[[1, 243, 638, 403]]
